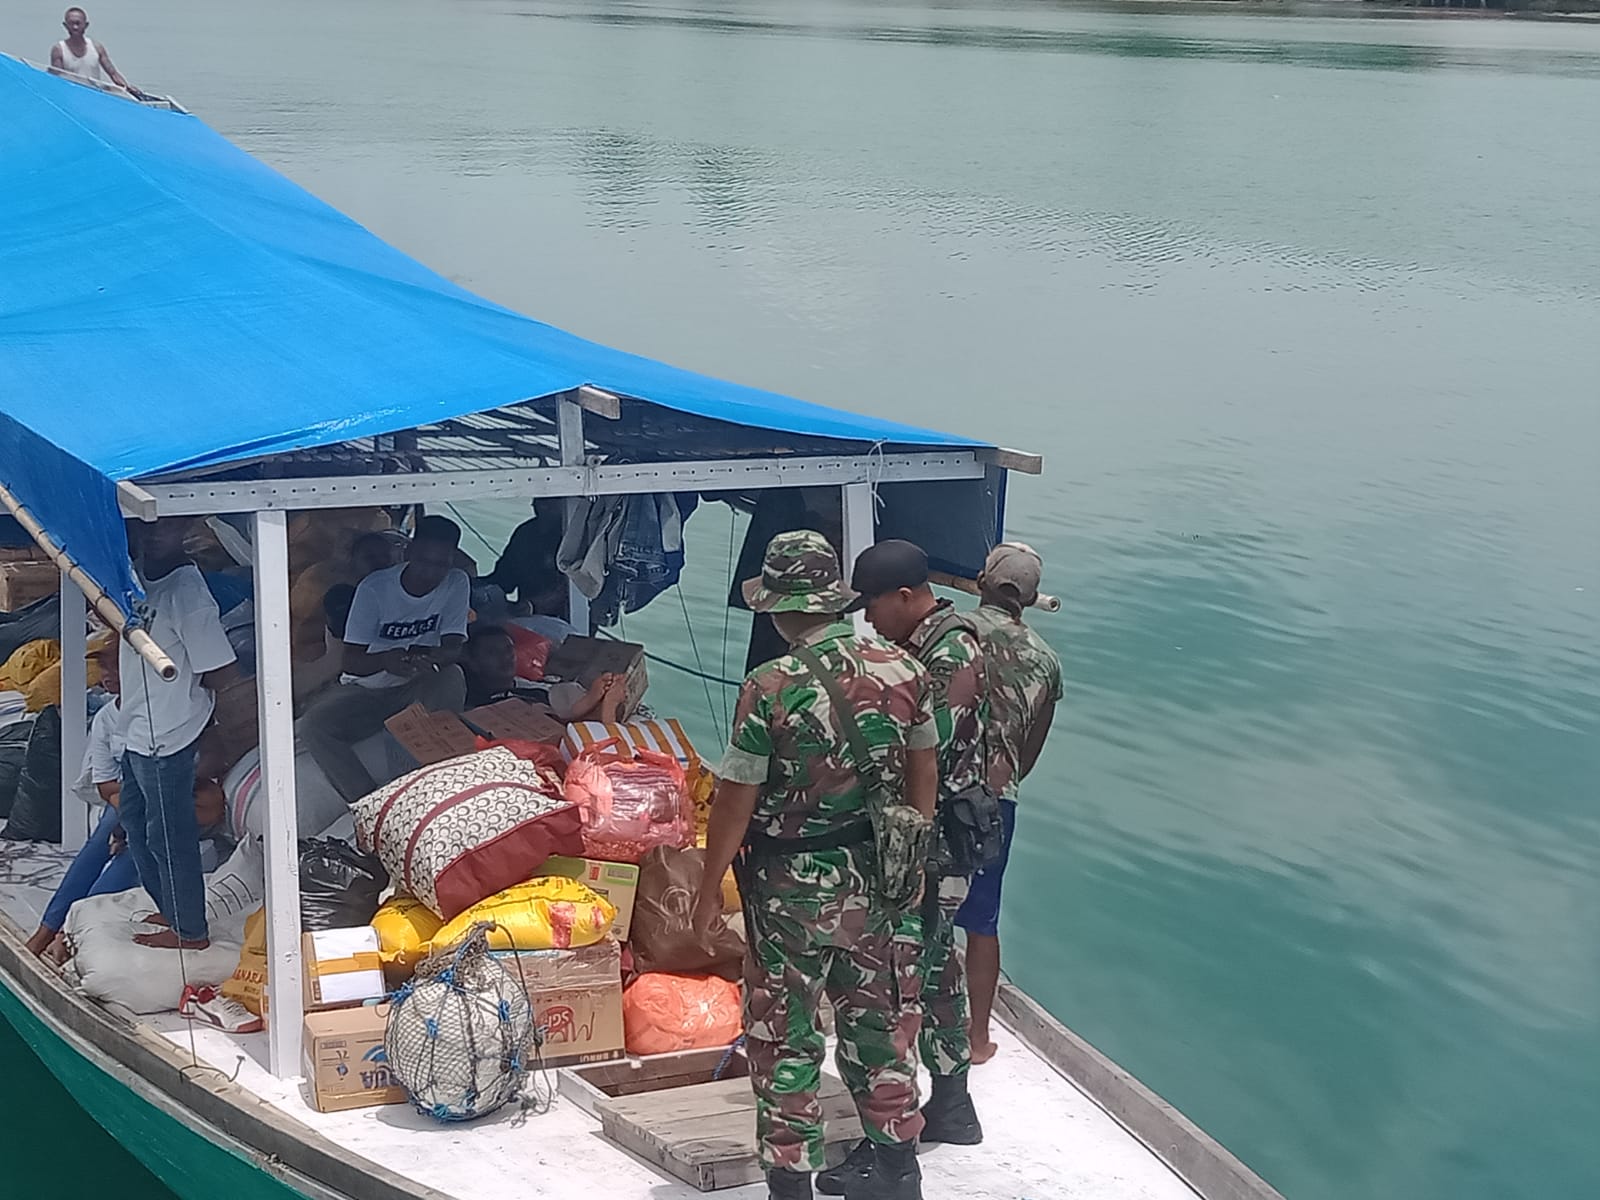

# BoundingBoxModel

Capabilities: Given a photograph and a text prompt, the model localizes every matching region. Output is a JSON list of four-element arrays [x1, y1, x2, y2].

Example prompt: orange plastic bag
[[623, 972, 742, 1057], [563, 740, 693, 864]]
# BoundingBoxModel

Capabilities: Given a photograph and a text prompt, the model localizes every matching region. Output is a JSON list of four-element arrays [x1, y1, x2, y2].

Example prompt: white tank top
[[56, 37, 107, 84]]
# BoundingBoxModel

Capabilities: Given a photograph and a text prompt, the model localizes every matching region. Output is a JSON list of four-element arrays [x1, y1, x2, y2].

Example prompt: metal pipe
[[929, 569, 1062, 614], [0, 481, 178, 680]]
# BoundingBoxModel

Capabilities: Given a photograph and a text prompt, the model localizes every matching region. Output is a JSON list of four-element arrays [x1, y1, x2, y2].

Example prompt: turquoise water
[[4, 2, 1599, 1198]]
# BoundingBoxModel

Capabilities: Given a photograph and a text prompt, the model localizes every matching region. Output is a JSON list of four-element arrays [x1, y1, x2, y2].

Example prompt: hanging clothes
[[557, 492, 698, 628]]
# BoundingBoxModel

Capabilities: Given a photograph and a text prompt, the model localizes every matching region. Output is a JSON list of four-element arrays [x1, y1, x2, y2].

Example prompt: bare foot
[[24, 927, 55, 958], [597, 673, 628, 724], [132, 929, 210, 951], [970, 1038, 999, 1066], [140, 912, 170, 928]]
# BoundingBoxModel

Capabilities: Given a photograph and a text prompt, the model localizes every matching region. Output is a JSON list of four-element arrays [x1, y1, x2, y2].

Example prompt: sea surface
[[4, 2, 1598, 1198]]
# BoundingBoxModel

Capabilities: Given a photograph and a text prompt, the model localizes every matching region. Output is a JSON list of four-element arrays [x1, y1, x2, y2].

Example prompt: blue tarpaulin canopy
[[0, 55, 997, 621]]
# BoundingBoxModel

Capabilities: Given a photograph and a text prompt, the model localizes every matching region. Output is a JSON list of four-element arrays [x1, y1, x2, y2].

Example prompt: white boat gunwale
[[0, 897, 1282, 1200]]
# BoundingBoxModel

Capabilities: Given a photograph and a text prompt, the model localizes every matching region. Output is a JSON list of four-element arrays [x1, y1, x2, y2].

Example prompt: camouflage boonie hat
[[742, 530, 859, 615]]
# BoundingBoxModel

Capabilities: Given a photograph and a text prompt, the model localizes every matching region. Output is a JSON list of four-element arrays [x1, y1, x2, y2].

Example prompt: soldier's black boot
[[767, 1169, 814, 1200], [918, 1072, 984, 1145], [843, 1142, 921, 1200], [815, 1139, 873, 1196]]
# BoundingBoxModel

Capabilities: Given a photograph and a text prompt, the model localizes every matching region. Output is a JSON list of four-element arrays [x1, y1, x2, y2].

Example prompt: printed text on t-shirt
[[380, 615, 440, 641]]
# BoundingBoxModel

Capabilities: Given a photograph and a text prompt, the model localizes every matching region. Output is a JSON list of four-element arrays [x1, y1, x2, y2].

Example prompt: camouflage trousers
[[743, 846, 924, 1172], [896, 872, 972, 1077]]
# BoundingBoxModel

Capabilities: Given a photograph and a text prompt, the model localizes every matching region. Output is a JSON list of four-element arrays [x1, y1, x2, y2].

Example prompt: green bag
[[791, 645, 933, 914]]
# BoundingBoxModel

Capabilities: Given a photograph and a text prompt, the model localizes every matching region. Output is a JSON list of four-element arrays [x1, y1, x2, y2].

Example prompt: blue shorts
[[954, 797, 1016, 937]]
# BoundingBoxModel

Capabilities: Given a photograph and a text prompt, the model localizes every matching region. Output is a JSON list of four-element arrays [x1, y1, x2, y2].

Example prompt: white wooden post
[[252, 510, 303, 1078], [557, 396, 590, 634], [57, 572, 90, 851], [841, 483, 876, 634]]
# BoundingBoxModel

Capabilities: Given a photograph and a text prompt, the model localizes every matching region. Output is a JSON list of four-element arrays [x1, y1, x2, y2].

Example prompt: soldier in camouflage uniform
[[815, 539, 988, 1196], [693, 530, 939, 1200], [958, 542, 1063, 1065]]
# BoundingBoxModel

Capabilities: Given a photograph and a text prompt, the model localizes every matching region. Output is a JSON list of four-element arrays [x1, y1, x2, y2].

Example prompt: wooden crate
[[596, 1074, 861, 1191], [560, 1046, 750, 1117], [0, 561, 58, 612]]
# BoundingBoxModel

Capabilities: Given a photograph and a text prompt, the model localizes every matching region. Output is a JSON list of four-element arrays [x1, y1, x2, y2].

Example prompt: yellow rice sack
[[371, 894, 444, 982], [222, 907, 269, 1015], [430, 877, 616, 953]]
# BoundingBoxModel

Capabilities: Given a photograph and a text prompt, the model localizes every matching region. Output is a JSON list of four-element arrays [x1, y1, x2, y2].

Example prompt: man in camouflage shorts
[[694, 530, 939, 1200]]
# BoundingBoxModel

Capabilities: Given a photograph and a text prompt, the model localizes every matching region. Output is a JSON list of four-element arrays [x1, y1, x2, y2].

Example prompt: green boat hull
[[0, 977, 309, 1200]]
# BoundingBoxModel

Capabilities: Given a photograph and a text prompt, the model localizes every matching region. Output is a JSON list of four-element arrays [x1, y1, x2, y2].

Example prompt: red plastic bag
[[474, 736, 566, 777], [623, 972, 742, 1057], [504, 623, 553, 681], [563, 740, 693, 864]]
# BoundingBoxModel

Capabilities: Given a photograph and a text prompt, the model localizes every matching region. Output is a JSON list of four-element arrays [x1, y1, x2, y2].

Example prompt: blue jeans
[[40, 804, 141, 932], [120, 742, 209, 942]]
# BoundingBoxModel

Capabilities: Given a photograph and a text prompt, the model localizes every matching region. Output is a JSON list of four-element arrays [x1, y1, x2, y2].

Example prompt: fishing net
[[384, 923, 539, 1122]]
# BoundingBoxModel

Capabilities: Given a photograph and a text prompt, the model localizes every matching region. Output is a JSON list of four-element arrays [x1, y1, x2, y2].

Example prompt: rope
[[675, 585, 721, 733], [719, 509, 737, 731]]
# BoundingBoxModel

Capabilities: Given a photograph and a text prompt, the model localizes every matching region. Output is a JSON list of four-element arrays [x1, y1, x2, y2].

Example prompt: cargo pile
[[283, 638, 744, 1117]]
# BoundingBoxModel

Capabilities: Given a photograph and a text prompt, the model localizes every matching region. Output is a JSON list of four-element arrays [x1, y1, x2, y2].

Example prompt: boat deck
[[0, 843, 1198, 1200]]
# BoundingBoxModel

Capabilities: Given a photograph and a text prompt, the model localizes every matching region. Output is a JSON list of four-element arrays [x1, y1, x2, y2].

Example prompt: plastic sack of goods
[[622, 972, 742, 1056], [563, 740, 693, 864], [350, 746, 582, 920]]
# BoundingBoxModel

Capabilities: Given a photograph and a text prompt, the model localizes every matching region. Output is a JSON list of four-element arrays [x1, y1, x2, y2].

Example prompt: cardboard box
[[302, 928, 387, 1012], [0, 544, 46, 563], [384, 703, 480, 767], [302, 1003, 407, 1113], [463, 698, 567, 745], [542, 855, 641, 941], [385, 697, 567, 769], [543, 636, 648, 719], [497, 938, 625, 1068], [0, 561, 58, 612]]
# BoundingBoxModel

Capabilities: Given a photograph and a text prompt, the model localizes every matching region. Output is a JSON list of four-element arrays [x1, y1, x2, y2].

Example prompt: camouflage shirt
[[967, 603, 1063, 800], [903, 601, 987, 799], [718, 621, 939, 839]]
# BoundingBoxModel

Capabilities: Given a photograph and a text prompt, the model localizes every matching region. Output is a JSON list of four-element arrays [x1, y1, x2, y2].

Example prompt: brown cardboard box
[[543, 636, 648, 719], [0, 562, 58, 612], [542, 856, 641, 941], [497, 938, 625, 1068], [302, 1003, 407, 1113], [384, 703, 479, 766], [385, 697, 567, 769], [302, 929, 387, 1012], [464, 698, 567, 745]]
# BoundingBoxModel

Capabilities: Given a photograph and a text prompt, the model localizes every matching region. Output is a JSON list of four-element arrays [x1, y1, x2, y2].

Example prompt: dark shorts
[[954, 797, 1016, 938]]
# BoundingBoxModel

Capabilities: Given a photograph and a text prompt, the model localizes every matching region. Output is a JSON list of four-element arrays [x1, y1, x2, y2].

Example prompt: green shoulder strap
[[790, 643, 887, 809]]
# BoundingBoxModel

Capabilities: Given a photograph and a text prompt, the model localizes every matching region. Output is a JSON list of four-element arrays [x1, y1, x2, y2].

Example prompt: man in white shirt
[[302, 515, 470, 802], [119, 519, 240, 951]]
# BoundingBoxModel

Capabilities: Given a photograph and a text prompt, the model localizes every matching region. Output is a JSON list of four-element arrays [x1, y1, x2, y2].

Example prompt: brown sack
[[629, 846, 744, 981]]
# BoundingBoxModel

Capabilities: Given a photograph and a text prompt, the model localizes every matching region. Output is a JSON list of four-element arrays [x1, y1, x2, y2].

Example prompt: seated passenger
[[300, 516, 470, 803], [462, 624, 627, 722], [288, 531, 401, 661]]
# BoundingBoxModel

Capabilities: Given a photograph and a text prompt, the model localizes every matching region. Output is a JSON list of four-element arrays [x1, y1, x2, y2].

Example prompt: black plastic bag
[[299, 837, 389, 930], [0, 706, 61, 842], [0, 717, 37, 820]]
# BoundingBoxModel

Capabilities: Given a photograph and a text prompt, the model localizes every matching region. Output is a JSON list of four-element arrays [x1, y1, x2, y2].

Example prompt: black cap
[[845, 540, 930, 612]]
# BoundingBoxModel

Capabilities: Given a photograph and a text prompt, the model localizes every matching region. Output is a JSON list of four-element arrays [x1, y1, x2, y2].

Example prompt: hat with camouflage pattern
[[741, 530, 860, 615]]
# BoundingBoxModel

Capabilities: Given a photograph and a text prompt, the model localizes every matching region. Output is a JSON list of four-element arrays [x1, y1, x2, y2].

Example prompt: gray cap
[[982, 542, 1043, 603]]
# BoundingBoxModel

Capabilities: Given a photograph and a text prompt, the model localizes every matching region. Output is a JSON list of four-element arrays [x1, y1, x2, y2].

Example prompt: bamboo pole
[[929, 569, 1062, 613], [0, 481, 177, 680]]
